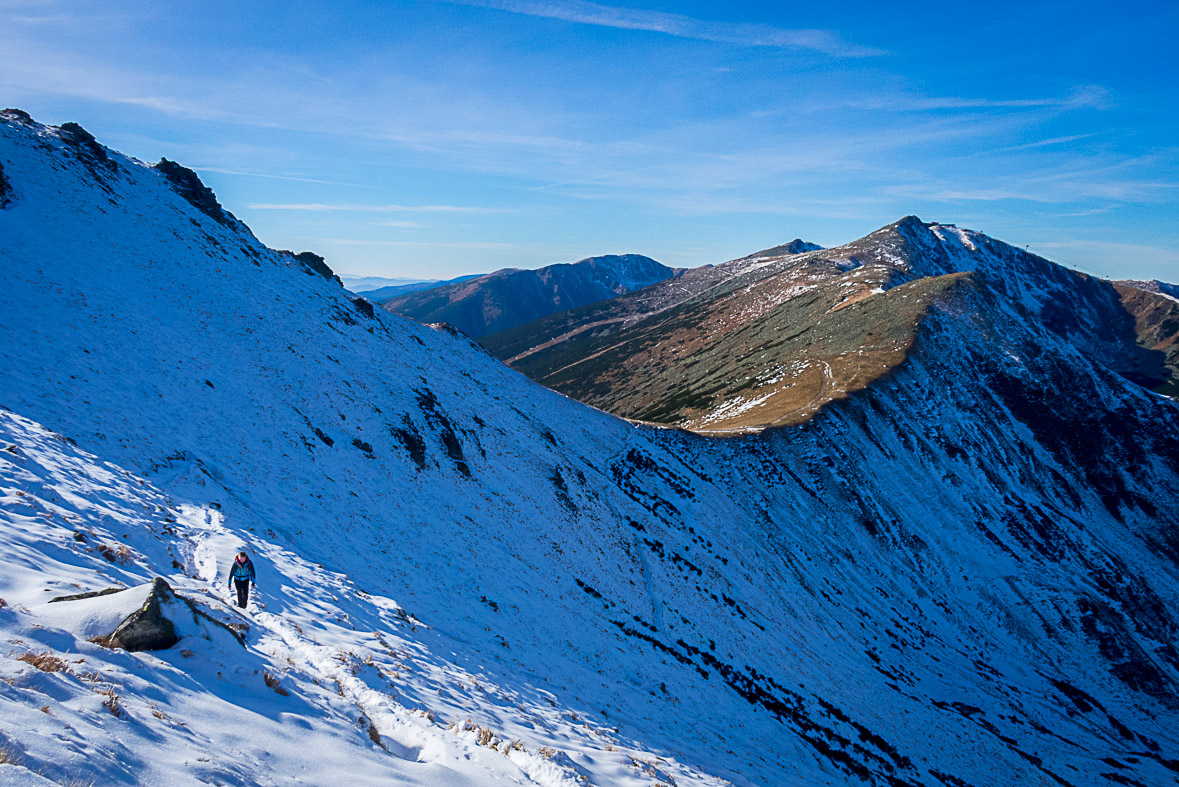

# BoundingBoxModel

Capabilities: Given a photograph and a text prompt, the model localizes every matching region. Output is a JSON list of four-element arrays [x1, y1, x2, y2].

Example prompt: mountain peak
[[893, 214, 930, 233], [743, 238, 824, 259]]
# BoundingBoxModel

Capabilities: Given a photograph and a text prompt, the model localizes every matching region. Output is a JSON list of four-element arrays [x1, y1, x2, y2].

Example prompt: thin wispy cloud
[[911, 85, 1110, 110], [248, 203, 506, 213], [315, 239, 521, 249], [993, 134, 1099, 153], [453, 0, 883, 57], [847, 85, 1111, 113], [196, 167, 363, 187], [526, 163, 667, 192]]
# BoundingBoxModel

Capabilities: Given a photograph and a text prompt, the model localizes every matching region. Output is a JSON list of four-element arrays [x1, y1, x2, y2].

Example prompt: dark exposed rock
[[58, 122, 116, 175], [351, 297, 374, 319], [155, 158, 234, 226], [48, 586, 124, 603], [102, 577, 180, 651], [0, 159, 12, 208], [389, 416, 427, 469], [294, 251, 332, 279], [415, 387, 469, 476], [286, 250, 341, 284], [1, 108, 33, 123]]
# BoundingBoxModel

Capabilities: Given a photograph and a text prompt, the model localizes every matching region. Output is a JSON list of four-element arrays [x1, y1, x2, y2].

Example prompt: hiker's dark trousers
[[234, 579, 250, 608]]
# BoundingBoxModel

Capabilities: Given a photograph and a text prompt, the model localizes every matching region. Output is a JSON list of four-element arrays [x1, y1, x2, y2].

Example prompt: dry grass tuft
[[97, 543, 135, 565], [99, 686, 124, 717], [263, 671, 289, 696], [17, 651, 69, 673], [0, 743, 23, 766], [359, 715, 386, 750], [59, 778, 97, 787]]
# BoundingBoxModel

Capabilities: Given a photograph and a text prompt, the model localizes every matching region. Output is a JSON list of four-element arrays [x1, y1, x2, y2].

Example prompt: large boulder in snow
[[104, 577, 180, 651], [41, 577, 246, 653]]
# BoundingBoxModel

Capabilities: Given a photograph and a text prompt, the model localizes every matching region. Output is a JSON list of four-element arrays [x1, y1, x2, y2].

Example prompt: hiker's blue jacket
[[229, 558, 255, 586]]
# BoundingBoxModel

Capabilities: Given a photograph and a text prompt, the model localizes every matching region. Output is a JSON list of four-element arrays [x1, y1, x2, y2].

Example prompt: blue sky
[[2, 0, 1176, 280]]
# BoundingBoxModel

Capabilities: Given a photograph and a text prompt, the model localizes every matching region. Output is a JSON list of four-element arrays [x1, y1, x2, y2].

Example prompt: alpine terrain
[[381, 254, 677, 338], [1, 110, 1179, 787], [483, 227, 1179, 432]]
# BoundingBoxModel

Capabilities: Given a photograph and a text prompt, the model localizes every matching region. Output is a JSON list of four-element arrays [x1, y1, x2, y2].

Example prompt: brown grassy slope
[[1114, 284, 1179, 397], [524, 258, 969, 432]]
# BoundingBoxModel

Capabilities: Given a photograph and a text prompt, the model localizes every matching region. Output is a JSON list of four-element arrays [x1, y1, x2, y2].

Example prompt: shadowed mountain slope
[[2, 111, 1179, 786], [1114, 280, 1179, 398], [381, 253, 676, 338]]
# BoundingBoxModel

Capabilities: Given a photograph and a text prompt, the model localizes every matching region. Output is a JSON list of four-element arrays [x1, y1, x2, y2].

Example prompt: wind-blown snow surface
[[3, 112, 1179, 785], [0, 409, 718, 786]]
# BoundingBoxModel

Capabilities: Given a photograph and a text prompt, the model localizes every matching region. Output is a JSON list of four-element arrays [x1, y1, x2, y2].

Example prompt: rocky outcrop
[[0, 158, 12, 208], [155, 158, 235, 227], [102, 577, 180, 651], [48, 586, 124, 603], [57, 122, 117, 178], [288, 250, 340, 283]]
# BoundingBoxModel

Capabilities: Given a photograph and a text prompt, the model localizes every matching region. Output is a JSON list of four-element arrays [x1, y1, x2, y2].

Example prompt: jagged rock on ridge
[[287, 250, 341, 283], [57, 122, 116, 175], [155, 158, 235, 226]]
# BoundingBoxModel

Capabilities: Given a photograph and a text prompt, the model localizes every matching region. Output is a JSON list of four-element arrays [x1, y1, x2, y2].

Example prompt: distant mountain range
[[380, 254, 677, 338], [484, 219, 1179, 432], [340, 274, 432, 292], [1118, 278, 1179, 301]]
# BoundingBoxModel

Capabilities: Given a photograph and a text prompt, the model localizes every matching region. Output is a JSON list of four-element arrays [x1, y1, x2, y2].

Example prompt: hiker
[[229, 550, 256, 609]]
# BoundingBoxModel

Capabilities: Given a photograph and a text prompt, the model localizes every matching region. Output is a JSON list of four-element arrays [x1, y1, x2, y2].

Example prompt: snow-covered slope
[[2, 111, 1179, 786], [0, 407, 727, 786]]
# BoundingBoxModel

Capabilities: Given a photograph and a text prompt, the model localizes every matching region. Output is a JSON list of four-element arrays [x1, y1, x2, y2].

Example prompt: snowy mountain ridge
[[2, 111, 1179, 786], [487, 214, 1179, 432]]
